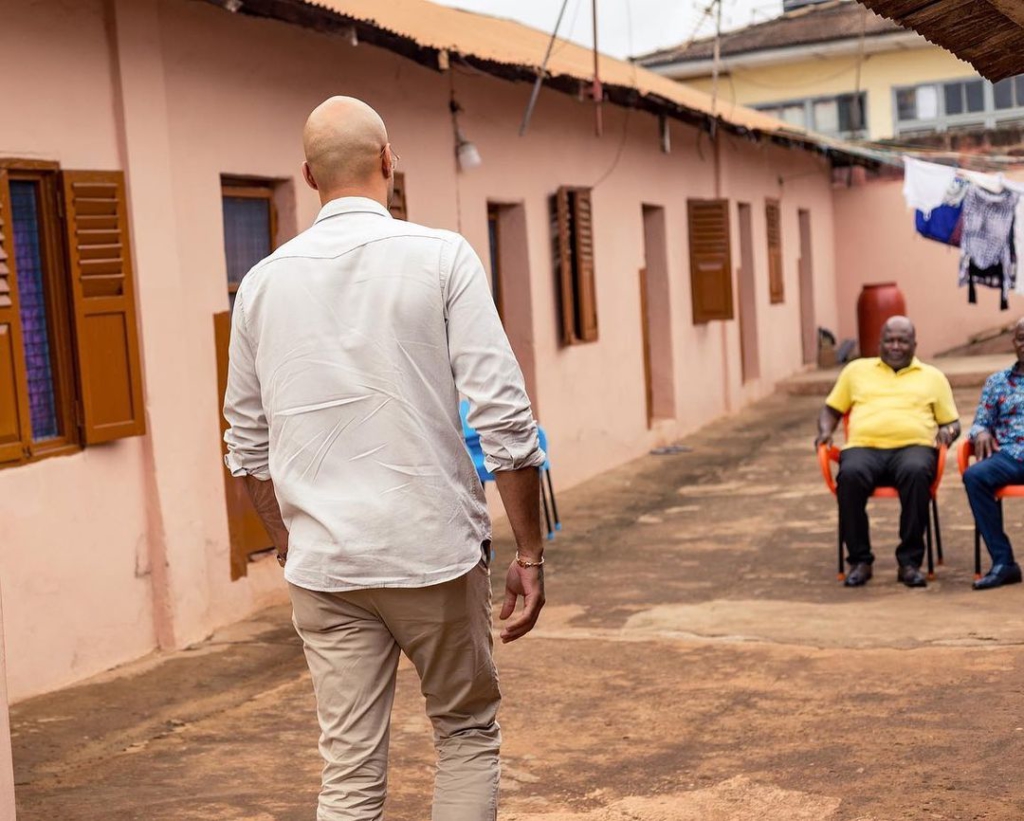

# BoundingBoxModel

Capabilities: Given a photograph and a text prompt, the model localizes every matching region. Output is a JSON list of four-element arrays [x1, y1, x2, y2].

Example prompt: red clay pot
[[857, 283, 906, 358]]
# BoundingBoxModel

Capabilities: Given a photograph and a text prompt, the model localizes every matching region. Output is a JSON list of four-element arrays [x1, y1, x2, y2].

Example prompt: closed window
[[551, 186, 598, 345], [221, 180, 277, 309], [0, 163, 145, 469], [688, 199, 734, 324], [894, 75, 1024, 135], [757, 93, 866, 139]]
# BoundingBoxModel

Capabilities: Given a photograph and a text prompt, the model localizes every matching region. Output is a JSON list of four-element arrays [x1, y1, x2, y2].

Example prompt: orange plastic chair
[[957, 440, 1024, 580], [818, 419, 947, 581]]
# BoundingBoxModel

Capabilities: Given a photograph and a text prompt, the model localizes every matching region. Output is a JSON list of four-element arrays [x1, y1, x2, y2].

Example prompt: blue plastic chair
[[459, 400, 561, 540]]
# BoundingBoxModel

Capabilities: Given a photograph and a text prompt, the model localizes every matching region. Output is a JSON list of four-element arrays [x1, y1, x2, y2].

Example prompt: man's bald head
[[302, 97, 392, 202], [882, 315, 915, 340]]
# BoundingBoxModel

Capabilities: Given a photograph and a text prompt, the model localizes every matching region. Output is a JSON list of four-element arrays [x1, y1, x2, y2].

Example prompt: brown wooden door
[[214, 311, 271, 580]]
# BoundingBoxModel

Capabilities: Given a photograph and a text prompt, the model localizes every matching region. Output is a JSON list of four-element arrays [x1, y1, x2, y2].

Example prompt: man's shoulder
[[911, 360, 955, 388], [983, 367, 1015, 388], [838, 358, 879, 378]]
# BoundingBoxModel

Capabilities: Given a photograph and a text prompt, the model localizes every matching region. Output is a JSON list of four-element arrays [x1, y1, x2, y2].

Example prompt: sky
[[429, 0, 786, 60]]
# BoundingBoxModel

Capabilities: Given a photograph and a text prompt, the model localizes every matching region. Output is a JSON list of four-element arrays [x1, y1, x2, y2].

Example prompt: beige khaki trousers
[[288, 558, 501, 821]]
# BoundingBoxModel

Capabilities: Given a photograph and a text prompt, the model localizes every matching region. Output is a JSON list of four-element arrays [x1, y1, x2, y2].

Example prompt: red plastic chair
[[818, 421, 947, 581], [957, 440, 1024, 580]]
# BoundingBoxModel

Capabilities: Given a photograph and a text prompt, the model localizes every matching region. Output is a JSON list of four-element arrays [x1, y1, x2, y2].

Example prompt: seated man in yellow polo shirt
[[814, 316, 960, 588]]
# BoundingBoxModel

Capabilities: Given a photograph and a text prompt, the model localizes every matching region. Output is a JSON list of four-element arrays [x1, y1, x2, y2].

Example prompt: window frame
[[0, 159, 146, 471], [486, 203, 505, 322], [4, 162, 81, 463], [892, 75, 1024, 136], [551, 186, 598, 346], [687, 198, 735, 325], [755, 91, 868, 139], [221, 180, 278, 300]]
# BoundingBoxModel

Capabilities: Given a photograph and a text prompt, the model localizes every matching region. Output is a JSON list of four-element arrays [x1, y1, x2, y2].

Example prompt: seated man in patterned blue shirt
[[964, 319, 1024, 590]]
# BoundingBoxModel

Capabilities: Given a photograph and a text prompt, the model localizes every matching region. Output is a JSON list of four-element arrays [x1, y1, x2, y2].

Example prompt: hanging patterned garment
[[959, 185, 1019, 310]]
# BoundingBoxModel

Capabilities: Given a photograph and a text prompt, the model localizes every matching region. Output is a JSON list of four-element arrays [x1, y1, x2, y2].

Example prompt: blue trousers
[[963, 450, 1024, 567]]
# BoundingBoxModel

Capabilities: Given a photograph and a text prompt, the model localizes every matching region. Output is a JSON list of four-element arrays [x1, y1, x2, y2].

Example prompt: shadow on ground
[[12, 389, 1024, 820]]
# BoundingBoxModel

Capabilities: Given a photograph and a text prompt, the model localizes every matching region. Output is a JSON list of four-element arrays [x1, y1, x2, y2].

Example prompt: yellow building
[[636, 0, 1024, 142]]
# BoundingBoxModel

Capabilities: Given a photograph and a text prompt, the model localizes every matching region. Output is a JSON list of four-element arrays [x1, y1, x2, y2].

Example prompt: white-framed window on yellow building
[[894, 76, 1024, 136], [755, 92, 866, 140]]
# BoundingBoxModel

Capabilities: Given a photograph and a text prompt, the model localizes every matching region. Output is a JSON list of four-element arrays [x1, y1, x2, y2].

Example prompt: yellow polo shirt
[[826, 357, 959, 450]]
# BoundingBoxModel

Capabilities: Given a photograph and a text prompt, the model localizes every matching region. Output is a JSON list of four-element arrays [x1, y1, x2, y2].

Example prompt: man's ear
[[381, 146, 395, 180], [302, 161, 319, 191]]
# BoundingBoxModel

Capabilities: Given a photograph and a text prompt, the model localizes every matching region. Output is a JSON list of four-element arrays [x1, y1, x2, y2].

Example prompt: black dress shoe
[[973, 563, 1023, 591], [844, 563, 873, 587], [897, 565, 927, 588]]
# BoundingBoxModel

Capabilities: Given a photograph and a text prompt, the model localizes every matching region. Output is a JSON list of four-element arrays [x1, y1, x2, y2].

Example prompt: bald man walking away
[[815, 317, 960, 588], [223, 97, 547, 820]]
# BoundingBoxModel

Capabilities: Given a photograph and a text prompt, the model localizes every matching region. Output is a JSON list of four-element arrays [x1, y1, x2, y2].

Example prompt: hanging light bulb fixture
[[449, 94, 482, 172]]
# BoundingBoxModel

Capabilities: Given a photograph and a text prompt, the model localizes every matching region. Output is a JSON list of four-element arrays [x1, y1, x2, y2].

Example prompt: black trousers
[[837, 446, 937, 568]]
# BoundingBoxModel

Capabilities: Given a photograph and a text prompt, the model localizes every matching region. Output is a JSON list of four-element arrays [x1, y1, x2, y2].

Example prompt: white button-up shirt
[[223, 197, 544, 592]]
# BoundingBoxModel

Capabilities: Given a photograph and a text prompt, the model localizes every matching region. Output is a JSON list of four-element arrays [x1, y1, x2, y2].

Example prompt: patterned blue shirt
[[970, 367, 1024, 461]]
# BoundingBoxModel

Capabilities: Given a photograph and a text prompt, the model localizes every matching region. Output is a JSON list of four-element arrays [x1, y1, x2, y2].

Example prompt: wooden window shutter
[[389, 172, 408, 220], [766, 199, 784, 304], [0, 171, 32, 466], [687, 199, 734, 324], [553, 187, 575, 345], [571, 188, 598, 342], [60, 170, 146, 444]]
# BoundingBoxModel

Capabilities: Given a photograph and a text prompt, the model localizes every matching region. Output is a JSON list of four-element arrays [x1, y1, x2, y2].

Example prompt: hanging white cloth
[[903, 156, 957, 217], [962, 168, 1006, 194]]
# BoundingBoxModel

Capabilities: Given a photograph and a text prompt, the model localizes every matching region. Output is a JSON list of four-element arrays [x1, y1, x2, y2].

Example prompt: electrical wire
[[549, 0, 585, 58], [592, 108, 633, 188]]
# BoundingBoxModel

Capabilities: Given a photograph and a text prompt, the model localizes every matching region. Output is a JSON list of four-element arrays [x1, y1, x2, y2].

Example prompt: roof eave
[[193, 0, 881, 169]]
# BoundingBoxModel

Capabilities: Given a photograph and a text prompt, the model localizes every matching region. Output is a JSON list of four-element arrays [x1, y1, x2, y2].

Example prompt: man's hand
[[242, 475, 290, 568], [936, 421, 961, 448], [975, 430, 1000, 460], [815, 406, 842, 452], [499, 561, 545, 644]]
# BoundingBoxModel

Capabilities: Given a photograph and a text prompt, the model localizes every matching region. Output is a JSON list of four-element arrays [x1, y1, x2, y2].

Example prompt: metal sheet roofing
[[203, 0, 883, 165], [855, 0, 1024, 82], [636, 0, 901, 68]]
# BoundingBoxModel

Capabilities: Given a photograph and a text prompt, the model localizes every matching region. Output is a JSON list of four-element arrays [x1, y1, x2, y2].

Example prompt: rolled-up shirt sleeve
[[443, 235, 546, 473], [223, 287, 271, 481]]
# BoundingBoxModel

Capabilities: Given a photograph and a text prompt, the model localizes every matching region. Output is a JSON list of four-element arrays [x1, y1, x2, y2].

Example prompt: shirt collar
[[314, 196, 392, 224], [875, 356, 922, 374]]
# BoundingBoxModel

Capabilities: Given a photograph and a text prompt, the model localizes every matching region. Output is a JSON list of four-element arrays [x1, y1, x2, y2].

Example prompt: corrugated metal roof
[[856, 0, 1024, 82], [202, 0, 885, 165], [636, 0, 900, 68]]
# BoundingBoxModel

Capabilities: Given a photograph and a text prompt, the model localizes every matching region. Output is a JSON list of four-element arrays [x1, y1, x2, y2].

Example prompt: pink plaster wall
[[0, 0, 842, 702], [834, 176, 1024, 358], [0, 0, 158, 701]]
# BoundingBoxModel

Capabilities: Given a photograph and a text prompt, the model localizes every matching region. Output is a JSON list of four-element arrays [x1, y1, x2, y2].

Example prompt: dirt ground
[[12, 388, 1024, 821]]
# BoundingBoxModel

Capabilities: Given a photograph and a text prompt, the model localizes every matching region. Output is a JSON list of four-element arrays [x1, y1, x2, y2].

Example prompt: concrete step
[[778, 354, 1011, 397]]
